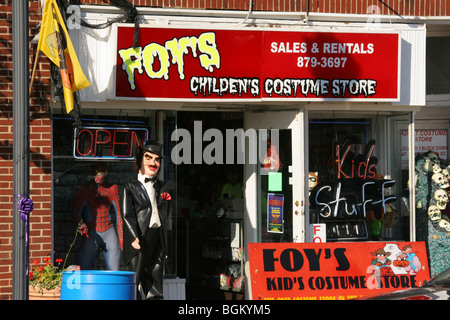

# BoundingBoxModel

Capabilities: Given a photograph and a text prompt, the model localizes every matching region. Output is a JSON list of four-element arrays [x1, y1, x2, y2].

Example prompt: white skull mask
[[441, 169, 450, 188], [428, 205, 441, 221], [443, 169, 450, 180], [427, 152, 440, 165], [432, 163, 442, 174], [432, 172, 445, 187], [434, 189, 448, 210], [439, 219, 450, 232]]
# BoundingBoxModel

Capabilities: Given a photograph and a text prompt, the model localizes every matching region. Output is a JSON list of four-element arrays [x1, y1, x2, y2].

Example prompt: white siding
[[70, 10, 427, 107], [69, 18, 115, 102]]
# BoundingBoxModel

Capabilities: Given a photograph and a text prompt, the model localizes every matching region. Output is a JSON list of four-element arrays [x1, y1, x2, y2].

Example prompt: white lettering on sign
[[270, 42, 308, 53], [322, 43, 374, 54], [264, 78, 377, 98], [269, 42, 374, 55], [190, 76, 260, 97]]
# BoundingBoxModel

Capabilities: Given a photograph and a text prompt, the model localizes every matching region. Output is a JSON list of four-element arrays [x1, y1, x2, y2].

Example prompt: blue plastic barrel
[[60, 270, 136, 300]]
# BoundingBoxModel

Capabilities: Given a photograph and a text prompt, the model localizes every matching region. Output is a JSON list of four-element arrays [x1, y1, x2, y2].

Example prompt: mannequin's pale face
[[139, 151, 161, 178]]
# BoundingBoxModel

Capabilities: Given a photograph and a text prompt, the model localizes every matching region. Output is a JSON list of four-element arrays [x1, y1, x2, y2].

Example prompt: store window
[[427, 36, 450, 95], [308, 112, 411, 243], [410, 124, 449, 277], [52, 111, 178, 276]]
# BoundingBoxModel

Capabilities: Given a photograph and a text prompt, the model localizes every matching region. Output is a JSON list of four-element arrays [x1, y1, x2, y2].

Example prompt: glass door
[[243, 110, 306, 244]]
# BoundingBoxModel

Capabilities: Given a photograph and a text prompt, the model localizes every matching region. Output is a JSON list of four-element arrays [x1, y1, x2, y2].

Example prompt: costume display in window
[[121, 141, 173, 300], [414, 151, 450, 277], [73, 163, 123, 270]]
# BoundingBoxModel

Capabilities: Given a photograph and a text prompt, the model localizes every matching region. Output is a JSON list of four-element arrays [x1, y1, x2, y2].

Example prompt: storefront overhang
[[61, 6, 426, 113], [77, 100, 424, 114]]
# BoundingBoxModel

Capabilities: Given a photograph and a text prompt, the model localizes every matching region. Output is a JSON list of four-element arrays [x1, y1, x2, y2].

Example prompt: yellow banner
[[37, 0, 90, 113]]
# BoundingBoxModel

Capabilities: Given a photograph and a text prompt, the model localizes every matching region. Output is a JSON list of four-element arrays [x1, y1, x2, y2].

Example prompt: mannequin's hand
[[78, 222, 89, 238], [131, 238, 140, 250]]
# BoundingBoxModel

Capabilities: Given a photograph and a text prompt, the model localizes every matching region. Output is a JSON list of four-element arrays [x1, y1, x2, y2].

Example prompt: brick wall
[[307, 0, 450, 15], [0, 0, 52, 300], [73, 0, 450, 16]]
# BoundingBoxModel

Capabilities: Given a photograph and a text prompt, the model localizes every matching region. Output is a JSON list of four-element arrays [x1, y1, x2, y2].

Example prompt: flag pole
[[29, 50, 41, 95], [12, 0, 30, 300]]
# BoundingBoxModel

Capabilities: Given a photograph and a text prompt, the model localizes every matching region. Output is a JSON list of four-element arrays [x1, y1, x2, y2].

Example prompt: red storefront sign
[[115, 26, 399, 101], [248, 242, 429, 300]]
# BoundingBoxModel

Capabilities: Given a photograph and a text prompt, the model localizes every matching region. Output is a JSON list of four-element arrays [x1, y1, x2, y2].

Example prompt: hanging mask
[[432, 172, 445, 188], [309, 172, 318, 191], [434, 189, 448, 210], [427, 151, 440, 165], [427, 205, 441, 221], [94, 172, 107, 184], [440, 169, 450, 188], [438, 219, 450, 232], [432, 163, 442, 174]]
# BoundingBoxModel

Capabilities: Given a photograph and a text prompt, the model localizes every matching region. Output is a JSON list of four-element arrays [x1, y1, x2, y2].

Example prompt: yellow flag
[[37, 0, 90, 114]]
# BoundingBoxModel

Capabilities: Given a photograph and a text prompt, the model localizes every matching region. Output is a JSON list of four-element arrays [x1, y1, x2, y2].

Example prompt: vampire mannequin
[[121, 140, 173, 300], [73, 162, 123, 270]]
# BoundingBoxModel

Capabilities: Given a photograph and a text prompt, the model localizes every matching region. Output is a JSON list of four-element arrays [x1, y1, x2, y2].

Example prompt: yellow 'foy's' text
[[118, 32, 221, 90]]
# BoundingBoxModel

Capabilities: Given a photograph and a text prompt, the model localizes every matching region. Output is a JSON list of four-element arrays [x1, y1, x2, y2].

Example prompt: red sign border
[[248, 241, 430, 300], [114, 24, 401, 103]]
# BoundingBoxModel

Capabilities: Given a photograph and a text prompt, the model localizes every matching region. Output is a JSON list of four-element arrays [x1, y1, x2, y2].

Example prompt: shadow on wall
[[0, 140, 51, 175]]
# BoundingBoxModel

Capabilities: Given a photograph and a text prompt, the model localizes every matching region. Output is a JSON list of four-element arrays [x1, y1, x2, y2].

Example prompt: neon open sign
[[73, 126, 149, 160]]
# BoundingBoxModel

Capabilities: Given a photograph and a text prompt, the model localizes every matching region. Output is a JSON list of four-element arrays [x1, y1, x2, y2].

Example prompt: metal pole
[[408, 111, 416, 242], [12, 0, 30, 300]]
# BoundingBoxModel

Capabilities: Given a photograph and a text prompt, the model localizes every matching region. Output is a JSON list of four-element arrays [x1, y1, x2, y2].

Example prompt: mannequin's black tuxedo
[[121, 178, 172, 299]]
